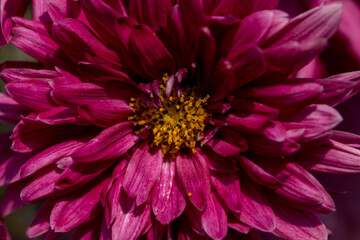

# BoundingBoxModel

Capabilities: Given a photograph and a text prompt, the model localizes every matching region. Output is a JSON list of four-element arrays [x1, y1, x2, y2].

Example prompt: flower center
[[129, 74, 209, 156]]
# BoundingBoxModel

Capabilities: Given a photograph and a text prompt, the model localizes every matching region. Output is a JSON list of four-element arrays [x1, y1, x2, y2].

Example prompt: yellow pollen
[[129, 74, 210, 156], [187, 192, 192, 197]]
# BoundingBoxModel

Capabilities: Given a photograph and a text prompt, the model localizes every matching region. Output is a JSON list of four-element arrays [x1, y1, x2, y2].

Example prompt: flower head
[[1, 0, 360, 239]]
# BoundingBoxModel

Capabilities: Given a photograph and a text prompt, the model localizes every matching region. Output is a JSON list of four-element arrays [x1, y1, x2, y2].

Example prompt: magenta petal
[[151, 158, 175, 216], [236, 82, 323, 114], [0, 180, 26, 216], [228, 213, 251, 234], [0, 0, 29, 45], [80, 0, 126, 50], [211, 171, 242, 213], [104, 176, 123, 227], [201, 191, 228, 239], [52, 18, 123, 69], [46, 0, 84, 22], [176, 152, 211, 211], [129, 24, 175, 79], [315, 71, 360, 106], [0, 92, 31, 125], [20, 137, 87, 178], [235, 179, 276, 232], [264, 38, 328, 74], [50, 81, 138, 108], [70, 217, 101, 240], [202, 147, 238, 173], [296, 139, 360, 174], [207, 128, 248, 157], [129, 0, 172, 32], [111, 204, 151, 240], [284, 104, 342, 141], [32, 0, 51, 21], [0, 136, 31, 186], [27, 200, 53, 238], [0, 219, 10, 240], [21, 166, 61, 203], [271, 200, 328, 240], [155, 176, 186, 225], [265, 3, 342, 46], [77, 62, 134, 86], [123, 142, 163, 205], [145, 221, 166, 240], [0, 68, 59, 83], [184, 202, 205, 235], [79, 103, 132, 128], [72, 122, 138, 163], [50, 177, 109, 232], [11, 21, 74, 70], [242, 156, 335, 213], [5, 79, 57, 112], [55, 158, 116, 192], [11, 115, 88, 153]]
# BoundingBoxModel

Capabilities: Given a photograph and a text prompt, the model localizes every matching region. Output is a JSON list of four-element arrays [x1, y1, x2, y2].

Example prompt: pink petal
[[70, 217, 101, 240], [0, 219, 10, 240], [111, 204, 151, 240], [78, 103, 132, 128], [46, 0, 86, 23], [104, 176, 123, 227], [123, 142, 163, 205], [236, 83, 323, 115], [21, 165, 61, 203], [201, 147, 238, 173], [50, 81, 138, 108], [5, 79, 57, 112], [80, 0, 127, 51], [284, 104, 342, 141], [32, 0, 51, 21], [0, 0, 29, 45], [77, 62, 134, 86], [201, 191, 228, 239], [151, 157, 175, 216], [52, 18, 123, 69], [228, 213, 251, 234], [55, 158, 116, 192], [71, 122, 139, 163], [0, 68, 59, 83], [0, 180, 26, 216], [11, 20, 74, 70], [155, 176, 186, 225], [264, 3, 342, 46], [176, 152, 211, 211], [129, 24, 175, 79], [20, 136, 88, 178], [50, 177, 109, 232], [11, 115, 88, 153], [211, 171, 242, 213], [234, 179, 276, 232], [271, 200, 328, 240], [0, 92, 31, 125], [129, 0, 172, 32], [27, 200, 53, 238], [207, 128, 248, 157], [296, 139, 360, 174]]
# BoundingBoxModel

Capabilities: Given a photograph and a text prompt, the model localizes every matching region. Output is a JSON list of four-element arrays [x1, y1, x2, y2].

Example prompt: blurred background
[[1, 1, 360, 239]]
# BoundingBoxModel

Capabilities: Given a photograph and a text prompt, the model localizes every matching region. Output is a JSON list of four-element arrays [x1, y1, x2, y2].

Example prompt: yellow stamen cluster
[[129, 74, 209, 156]]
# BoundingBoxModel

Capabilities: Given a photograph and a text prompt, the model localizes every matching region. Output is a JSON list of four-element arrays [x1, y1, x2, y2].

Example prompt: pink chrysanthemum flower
[[1, 0, 360, 239]]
